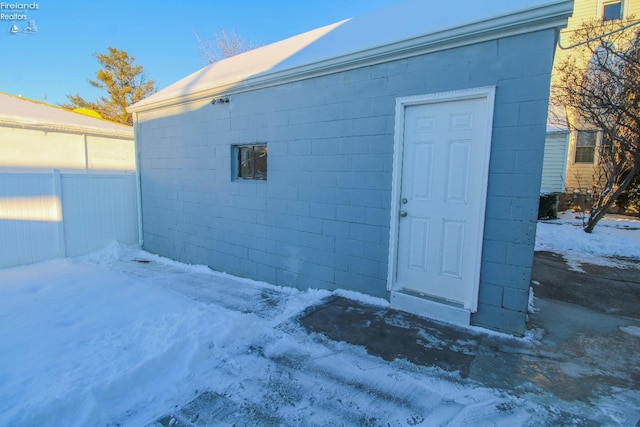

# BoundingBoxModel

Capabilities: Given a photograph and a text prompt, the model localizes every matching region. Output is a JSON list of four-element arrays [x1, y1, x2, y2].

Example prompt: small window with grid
[[575, 131, 598, 164]]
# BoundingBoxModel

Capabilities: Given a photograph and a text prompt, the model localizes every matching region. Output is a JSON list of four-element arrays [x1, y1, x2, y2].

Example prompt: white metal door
[[394, 95, 490, 310]]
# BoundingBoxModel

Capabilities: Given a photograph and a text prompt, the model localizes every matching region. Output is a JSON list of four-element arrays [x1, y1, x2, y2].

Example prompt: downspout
[[133, 112, 144, 247], [83, 134, 89, 172]]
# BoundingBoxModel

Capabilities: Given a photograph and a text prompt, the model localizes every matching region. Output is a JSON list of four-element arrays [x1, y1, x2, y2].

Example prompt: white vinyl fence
[[0, 171, 139, 268]]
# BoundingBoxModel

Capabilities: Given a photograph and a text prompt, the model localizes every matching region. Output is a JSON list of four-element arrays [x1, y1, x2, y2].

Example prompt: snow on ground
[[0, 242, 610, 426], [535, 210, 640, 271], [0, 214, 638, 426]]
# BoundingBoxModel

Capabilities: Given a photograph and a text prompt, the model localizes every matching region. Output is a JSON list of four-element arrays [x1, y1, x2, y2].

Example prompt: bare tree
[[552, 19, 640, 233], [195, 27, 261, 64]]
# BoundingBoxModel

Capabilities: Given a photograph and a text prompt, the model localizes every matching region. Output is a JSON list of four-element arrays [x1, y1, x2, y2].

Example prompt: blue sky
[[0, 0, 402, 106]]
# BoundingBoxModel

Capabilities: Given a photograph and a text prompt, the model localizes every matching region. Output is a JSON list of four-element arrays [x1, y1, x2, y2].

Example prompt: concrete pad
[[148, 251, 640, 425], [299, 293, 640, 401], [299, 295, 480, 378], [298, 252, 640, 409]]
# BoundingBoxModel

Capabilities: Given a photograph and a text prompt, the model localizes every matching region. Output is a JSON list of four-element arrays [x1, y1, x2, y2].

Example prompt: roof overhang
[[0, 116, 133, 139], [130, 1, 573, 114]]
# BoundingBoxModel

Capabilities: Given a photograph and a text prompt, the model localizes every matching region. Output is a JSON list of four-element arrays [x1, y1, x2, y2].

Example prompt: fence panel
[[60, 174, 139, 257], [0, 173, 60, 267], [0, 171, 139, 268]]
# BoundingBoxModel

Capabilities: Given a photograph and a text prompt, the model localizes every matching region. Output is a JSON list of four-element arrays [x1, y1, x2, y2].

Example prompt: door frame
[[387, 86, 496, 313]]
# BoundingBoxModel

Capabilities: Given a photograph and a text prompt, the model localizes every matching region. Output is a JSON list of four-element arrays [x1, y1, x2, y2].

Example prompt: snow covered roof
[[130, 0, 573, 113], [0, 92, 133, 139]]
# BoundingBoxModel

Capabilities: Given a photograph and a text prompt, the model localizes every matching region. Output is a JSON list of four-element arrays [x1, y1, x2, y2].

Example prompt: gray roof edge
[[0, 117, 134, 139], [130, 1, 573, 114]]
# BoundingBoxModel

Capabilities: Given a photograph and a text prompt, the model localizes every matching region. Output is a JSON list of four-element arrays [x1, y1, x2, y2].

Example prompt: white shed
[[0, 92, 134, 173]]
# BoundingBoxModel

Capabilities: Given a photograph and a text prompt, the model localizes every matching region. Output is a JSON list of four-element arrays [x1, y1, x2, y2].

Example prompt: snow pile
[[536, 211, 640, 269], [1, 262, 246, 425], [0, 245, 329, 426]]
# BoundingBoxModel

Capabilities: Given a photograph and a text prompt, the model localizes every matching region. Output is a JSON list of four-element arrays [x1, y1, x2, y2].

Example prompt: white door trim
[[387, 86, 496, 314]]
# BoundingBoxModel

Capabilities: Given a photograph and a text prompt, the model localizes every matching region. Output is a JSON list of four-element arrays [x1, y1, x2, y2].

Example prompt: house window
[[236, 144, 267, 180], [602, 1, 623, 21], [575, 131, 597, 163], [600, 132, 614, 159]]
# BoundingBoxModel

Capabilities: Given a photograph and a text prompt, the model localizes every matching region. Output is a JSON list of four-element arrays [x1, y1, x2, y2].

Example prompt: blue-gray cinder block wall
[[137, 29, 556, 335]]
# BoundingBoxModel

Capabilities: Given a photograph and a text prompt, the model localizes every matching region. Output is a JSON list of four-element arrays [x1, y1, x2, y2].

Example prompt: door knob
[[400, 211, 408, 217]]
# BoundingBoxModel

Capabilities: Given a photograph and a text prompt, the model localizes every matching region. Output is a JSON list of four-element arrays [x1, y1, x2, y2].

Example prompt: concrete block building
[[130, 0, 573, 335]]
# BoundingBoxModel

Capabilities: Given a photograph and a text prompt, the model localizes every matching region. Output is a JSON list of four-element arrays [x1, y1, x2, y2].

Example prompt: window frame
[[234, 144, 267, 181], [574, 130, 598, 164]]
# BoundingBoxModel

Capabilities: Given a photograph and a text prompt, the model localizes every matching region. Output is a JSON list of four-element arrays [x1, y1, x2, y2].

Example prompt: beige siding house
[[545, 0, 640, 194]]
